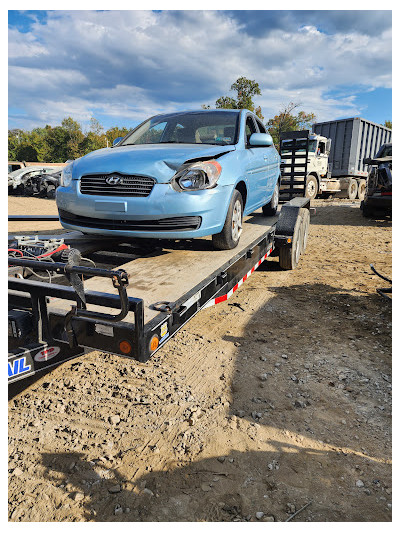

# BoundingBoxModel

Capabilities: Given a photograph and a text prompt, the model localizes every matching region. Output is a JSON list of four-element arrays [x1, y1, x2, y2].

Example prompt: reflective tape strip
[[204, 246, 273, 309]]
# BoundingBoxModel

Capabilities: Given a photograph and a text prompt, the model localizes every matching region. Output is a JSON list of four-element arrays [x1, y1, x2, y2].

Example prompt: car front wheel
[[212, 189, 243, 250]]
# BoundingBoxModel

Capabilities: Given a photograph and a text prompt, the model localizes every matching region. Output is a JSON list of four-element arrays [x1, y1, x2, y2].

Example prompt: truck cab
[[280, 132, 331, 199]]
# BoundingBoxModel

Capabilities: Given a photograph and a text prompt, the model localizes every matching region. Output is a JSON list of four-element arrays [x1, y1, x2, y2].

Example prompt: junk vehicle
[[279, 118, 392, 200], [8, 193, 311, 384], [31, 170, 62, 199], [8, 166, 63, 196], [360, 143, 392, 218], [56, 109, 281, 251]]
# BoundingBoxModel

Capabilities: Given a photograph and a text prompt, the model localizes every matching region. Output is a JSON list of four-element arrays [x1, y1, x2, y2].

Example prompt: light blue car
[[57, 109, 281, 250]]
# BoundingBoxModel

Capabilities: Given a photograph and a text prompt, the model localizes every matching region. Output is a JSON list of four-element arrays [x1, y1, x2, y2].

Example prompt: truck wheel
[[357, 180, 366, 200], [347, 179, 358, 200], [279, 212, 302, 270], [299, 208, 310, 254], [262, 182, 279, 216], [305, 175, 318, 200], [212, 190, 243, 250], [46, 185, 56, 199]]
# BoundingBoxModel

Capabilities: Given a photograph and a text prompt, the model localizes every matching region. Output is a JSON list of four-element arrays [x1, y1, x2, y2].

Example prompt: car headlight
[[60, 164, 73, 187], [173, 160, 222, 191]]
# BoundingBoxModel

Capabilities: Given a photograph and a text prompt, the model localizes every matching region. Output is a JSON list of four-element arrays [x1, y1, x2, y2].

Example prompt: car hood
[[73, 144, 235, 183]]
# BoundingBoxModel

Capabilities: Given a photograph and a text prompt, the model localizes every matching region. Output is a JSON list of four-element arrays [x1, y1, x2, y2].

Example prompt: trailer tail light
[[119, 340, 132, 355], [381, 192, 392, 196], [150, 335, 159, 352]]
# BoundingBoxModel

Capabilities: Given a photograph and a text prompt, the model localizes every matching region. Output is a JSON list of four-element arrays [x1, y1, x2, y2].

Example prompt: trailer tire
[[279, 213, 302, 270], [357, 180, 366, 200], [262, 181, 279, 216], [212, 189, 243, 250], [305, 175, 318, 200], [299, 208, 310, 254]]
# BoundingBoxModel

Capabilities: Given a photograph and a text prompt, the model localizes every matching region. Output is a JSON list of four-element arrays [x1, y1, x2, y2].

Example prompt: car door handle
[[263, 155, 269, 160]]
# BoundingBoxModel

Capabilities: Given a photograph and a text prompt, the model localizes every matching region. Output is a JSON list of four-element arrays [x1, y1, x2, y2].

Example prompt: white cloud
[[8, 10, 392, 129]]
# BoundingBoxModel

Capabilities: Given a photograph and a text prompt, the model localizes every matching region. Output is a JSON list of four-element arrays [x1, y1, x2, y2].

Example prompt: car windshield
[[120, 111, 239, 146], [9, 168, 28, 177]]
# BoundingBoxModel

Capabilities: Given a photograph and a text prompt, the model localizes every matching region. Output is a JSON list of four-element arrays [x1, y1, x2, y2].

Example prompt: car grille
[[80, 174, 155, 197], [59, 210, 202, 232]]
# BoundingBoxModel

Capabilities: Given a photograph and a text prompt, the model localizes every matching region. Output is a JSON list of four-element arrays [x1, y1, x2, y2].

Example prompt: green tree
[[212, 76, 264, 120], [383, 120, 392, 129], [106, 126, 130, 147], [267, 102, 316, 146]]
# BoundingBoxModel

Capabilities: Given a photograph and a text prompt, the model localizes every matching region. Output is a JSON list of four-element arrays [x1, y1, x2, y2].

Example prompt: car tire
[[361, 200, 375, 218], [262, 181, 279, 216], [212, 189, 243, 250], [47, 185, 56, 199], [305, 175, 318, 200]]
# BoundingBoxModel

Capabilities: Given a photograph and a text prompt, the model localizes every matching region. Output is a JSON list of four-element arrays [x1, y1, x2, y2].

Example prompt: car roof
[[150, 109, 245, 121]]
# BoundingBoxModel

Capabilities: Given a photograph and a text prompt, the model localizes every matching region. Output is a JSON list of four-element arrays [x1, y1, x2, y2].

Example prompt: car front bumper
[[56, 181, 233, 239]]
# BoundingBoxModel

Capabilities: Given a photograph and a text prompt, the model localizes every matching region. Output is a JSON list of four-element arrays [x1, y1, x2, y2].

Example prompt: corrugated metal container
[[312, 118, 392, 178]]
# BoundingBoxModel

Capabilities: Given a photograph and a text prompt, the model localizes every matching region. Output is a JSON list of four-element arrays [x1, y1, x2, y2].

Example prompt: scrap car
[[8, 166, 62, 196], [56, 109, 281, 250], [361, 143, 392, 218]]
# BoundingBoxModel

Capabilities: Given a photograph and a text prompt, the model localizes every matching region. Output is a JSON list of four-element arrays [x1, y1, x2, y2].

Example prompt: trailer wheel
[[212, 189, 243, 250], [305, 175, 318, 200], [299, 208, 310, 254], [279, 213, 302, 270], [357, 180, 366, 200], [262, 182, 279, 216]]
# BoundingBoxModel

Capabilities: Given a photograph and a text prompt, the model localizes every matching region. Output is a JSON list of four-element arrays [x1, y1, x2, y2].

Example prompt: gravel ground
[[8, 197, 392, 522]]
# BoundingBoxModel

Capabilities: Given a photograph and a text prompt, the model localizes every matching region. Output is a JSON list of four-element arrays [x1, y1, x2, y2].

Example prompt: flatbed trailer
[[8, 197, 311, 385]]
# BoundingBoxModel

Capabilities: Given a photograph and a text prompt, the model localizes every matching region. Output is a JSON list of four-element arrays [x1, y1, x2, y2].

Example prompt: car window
[[256, 119, 267, 134], [138, 121, 168, 144], [120, 111, 239, 146], [245, 116, 258, 144]]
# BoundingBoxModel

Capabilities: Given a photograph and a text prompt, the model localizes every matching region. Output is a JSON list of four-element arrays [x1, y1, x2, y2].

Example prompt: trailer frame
[[8, 197, 310, 384]]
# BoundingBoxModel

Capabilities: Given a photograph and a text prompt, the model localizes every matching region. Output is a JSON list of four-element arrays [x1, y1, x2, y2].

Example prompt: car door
[[256, 118, 279, 198], [244, 115, 269, 213]]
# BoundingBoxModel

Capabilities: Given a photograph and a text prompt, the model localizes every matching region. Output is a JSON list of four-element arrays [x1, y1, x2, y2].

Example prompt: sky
[[8, 9, 392, 132]]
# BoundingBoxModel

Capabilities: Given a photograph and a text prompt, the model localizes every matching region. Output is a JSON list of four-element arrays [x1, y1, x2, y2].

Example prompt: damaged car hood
[[73, 144, 235, 183]]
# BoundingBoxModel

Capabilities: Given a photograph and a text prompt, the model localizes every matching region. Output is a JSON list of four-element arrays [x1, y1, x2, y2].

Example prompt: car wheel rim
[[272, 184, 279, 208], [232, 200, 242, 241], [307, 180, 316, 196]]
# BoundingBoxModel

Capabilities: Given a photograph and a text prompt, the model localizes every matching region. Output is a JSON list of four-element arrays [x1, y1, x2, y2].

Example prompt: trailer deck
[[8, 198, 310, 384]]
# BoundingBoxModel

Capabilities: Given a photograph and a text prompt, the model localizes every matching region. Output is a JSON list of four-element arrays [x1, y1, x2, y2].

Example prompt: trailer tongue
[[8, 197, 310, 385]]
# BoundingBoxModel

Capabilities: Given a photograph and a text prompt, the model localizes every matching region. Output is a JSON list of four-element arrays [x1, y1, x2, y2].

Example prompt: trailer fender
[[274, 198, 311, 270]]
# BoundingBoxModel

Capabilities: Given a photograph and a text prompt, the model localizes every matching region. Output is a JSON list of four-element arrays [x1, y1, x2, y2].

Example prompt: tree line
[[8, 77, 391, 163]]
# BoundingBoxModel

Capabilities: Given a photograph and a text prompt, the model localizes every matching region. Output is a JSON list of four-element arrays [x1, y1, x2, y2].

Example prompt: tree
[[212, 76, 264, 120], [106, 126, 130, 147], [267, 102, 316, 146], [383, 120, 392, 129]]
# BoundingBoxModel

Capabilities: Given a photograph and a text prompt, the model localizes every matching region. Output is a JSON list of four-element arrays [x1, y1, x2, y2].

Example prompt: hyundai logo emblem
[[105, 175, 122, 185]]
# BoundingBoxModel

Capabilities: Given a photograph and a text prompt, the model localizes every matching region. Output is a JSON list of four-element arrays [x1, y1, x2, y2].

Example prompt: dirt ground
[[8, 196, 392, 522]]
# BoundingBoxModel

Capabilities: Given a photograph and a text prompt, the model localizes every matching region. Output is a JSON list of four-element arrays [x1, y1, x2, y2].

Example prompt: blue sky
[[8, 10, 392, 131]]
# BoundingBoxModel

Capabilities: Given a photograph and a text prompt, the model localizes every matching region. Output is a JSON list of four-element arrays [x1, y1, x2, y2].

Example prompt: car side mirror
[[249, 133, 273, 147], [113, 137, 123, 147]]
